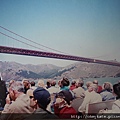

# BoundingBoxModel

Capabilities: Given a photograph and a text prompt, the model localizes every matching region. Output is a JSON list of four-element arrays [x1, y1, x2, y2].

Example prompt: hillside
[[0, 61, 120, 81], [0, 61, 61, 81], [56, 62, 120, 79]]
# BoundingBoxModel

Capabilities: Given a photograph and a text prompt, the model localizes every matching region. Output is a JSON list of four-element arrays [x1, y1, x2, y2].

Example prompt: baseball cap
[[33, 87, 51, 109]]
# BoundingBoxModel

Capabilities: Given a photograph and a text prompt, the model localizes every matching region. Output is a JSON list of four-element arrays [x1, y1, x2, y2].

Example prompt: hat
[[57, 90, 73, 105], [33, 87, 51, 109]]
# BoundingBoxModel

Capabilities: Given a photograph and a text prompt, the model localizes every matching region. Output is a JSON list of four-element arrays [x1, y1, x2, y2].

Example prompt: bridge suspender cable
[[0, 31, 45, 51], [0, 25, 69, 54]]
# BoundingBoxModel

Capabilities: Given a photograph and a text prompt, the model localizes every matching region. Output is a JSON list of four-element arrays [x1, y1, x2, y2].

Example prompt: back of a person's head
[[86, 81, 93, 88], [103, 82, 112, 91], [93, 80, 98, 85], [10, 81, 24, 92], [30, 81, 35, 86], [22, 79, 30, 86], [71, 80, 76, 85], [33, 87, 51, 109], [46, 80, 51, 86], [76, 79, 84, 87], [51, 80, 56, 86], [79, 79, 84, 87], [113, 83, 120, 98], [90, 83, 98, 92], [9, 80, 15, 87], [61, 77, 70, 87], [38, 80, 45, 87]]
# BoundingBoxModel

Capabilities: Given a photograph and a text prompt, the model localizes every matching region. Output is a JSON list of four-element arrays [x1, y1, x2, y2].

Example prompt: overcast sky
[[0, 0, 120, 67]]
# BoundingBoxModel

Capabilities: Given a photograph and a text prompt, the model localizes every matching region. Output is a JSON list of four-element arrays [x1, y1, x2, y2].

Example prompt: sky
[[0, 0, 120, 67]]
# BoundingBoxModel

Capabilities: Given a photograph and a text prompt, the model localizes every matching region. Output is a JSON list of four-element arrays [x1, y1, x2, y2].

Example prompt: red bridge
[[0, 46, 120, 67]]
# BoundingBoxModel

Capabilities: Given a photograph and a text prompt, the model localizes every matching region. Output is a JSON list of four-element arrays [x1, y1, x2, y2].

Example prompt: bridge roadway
[[0, 46, 120, 67]]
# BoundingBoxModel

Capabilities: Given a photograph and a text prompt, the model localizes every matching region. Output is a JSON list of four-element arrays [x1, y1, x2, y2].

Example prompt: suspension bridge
[[0, 26, 120, 67]]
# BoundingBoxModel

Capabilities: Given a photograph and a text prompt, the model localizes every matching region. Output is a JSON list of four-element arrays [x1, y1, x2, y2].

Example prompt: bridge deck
[[0, 46, 120, 67]]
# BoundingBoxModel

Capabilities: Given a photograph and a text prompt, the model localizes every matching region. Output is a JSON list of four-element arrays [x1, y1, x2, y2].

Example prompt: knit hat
[[33, 87, 51, 109]]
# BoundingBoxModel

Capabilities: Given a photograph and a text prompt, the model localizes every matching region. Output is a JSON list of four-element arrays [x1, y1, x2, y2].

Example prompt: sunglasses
[[29, 96, 34, 99]]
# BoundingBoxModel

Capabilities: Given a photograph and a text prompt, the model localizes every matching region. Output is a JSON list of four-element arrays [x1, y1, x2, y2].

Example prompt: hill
[[0, 61, 120, 81], [0, 61, 61, 81]]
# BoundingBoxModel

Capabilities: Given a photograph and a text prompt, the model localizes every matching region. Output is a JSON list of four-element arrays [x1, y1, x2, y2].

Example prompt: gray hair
[[86, 81, 93, 88], [90, 83, 98, 92], [10, 81, 24, 92], [38, 80, 45, 87]]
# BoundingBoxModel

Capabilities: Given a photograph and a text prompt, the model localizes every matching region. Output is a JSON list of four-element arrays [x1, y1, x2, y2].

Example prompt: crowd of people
[[0, 77, 120, 120]]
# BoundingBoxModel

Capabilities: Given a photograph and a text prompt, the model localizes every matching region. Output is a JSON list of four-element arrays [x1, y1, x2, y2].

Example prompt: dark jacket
[[25, 108, 58, 120], [0, 80, 7, 108]]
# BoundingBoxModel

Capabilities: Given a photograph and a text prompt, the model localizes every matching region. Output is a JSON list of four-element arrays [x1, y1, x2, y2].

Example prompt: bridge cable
[[0, 31, 46, 51], [0, 25, 69, 55]]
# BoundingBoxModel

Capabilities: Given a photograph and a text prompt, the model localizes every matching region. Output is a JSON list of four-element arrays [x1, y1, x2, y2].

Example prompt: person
[[78, 83, 102, 114], [0, 78, 7, 109], [37, 79, 46, 88], [9, 80, 15, 87], [46, 80, 51, 89], [60, 77, 70, 90], [1, 81, 34, 120], [109, 82, 120, 113], [30, 81, 37, 90], [85, 81, 93, 95], [99, 83, 120, 113], [26, 87, 37, 112], [25, 87, 58, 119], [47, 80, 59, 94], [22, 79, 30, 94], [100, 82, 115, 101], [54, 90, 77, 119], [93, 80, 102, 93], [72, 79, 85, 98], [70, 80, 76, 91], [26, 81, 37, 101]]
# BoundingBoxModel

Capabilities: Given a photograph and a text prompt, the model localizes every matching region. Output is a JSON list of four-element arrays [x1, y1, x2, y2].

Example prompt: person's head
[[51, 80, 56, 86], [88, 83, 98, 92], [93, 80, 98, 85], [38, 80, 45, 88], [9, 80, 15, 87], [46, 80, 51, 88], [27, 88, 37, 109], [58, 80, 62, 87], [113, 83, 120, 99], [33, 87, 51, 109], [30, 81, 35, 87], [23, 79, 30, 88], [56, 90, 74, 106], [9, 81, 24, 101], [71, 80, 76, 85], [86, 81, 93, 88], [75, 79, 84, 88], [103, 82, 113, 92], [61, 77, 70, 87]]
